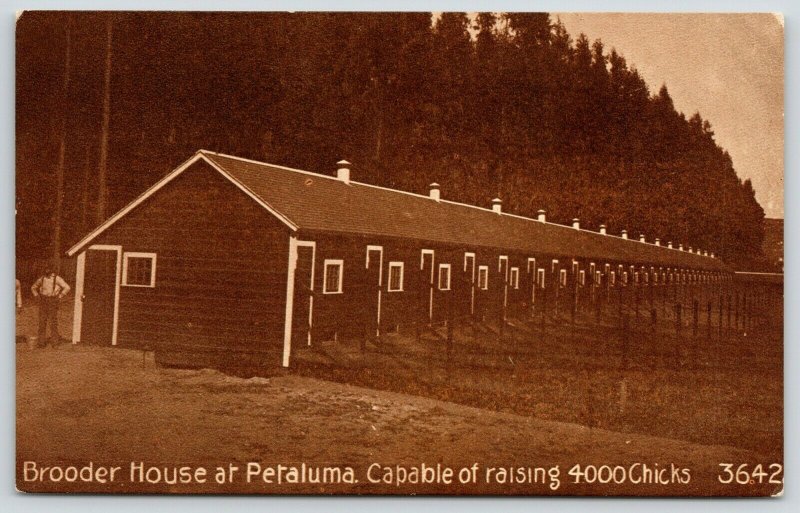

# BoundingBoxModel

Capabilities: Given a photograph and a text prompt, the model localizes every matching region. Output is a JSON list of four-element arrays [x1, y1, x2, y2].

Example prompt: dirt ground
[[17, 344, 780, 496], [15, 294, 783, 496]]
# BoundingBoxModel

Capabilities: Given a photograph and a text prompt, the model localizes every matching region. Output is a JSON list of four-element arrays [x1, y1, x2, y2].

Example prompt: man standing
[[31, 267, 71, 347], [16, 279, 25, 345]]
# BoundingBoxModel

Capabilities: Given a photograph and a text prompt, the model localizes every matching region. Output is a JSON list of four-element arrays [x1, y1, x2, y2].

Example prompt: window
[[510, 267, 519, 289], [537, 268, 546, 289], [589, 263, 596, 278], [323, 259, 343, 294], [551, 259, 559, 272], [122, 252, 156, 287], [634, 272, 640, 284], [610, 271, 616, 286], [464, 253, 475, 273], [595, 271, 602, 286], [579, 270, 586, 286], [478, 266, 489, 290], [438, 264, 451, 290], [388, 262, 404, 292], [623, 272, 628, 285], [559, 269, 567, 287], [527, 258, 536, 273]]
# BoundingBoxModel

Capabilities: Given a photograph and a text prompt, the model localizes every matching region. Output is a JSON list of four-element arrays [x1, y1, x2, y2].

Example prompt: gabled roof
[[68, 150, 726, 271]]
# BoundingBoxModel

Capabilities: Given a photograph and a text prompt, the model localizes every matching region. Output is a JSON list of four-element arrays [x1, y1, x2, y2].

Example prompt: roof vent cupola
[[336, 160, 351, 184], [492, 198, 502, 214], [429, 183, 440, 201]]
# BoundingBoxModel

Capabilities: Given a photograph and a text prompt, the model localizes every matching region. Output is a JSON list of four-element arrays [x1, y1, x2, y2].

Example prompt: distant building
[[763, 218, 784, 272]]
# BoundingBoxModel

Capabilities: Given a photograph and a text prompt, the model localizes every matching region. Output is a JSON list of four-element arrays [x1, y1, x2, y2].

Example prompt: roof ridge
[[199, 149, 349, 183]]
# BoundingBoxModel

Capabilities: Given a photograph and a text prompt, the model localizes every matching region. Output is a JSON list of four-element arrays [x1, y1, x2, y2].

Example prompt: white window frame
[[499, 255, 508, 273], [510, 267, 519, 289], [438, 263, 451, 291], [464, 252, 475, 273], [387, 261, 404, 292], [559, 269, 567, 288], [579, 270, 586, 286], [478, 265, 489, 290], [121, 252, 157, 288], [322, 259, 344, 294], [537, 268, 546, 289], [610, 271, 616, 286]]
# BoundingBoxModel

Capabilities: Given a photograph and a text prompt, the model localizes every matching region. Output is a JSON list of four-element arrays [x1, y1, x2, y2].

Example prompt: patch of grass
[[292, 297, 783, 461]]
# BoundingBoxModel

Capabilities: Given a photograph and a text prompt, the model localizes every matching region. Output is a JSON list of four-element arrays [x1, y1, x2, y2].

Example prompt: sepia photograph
[[15, 10, 783, 496]]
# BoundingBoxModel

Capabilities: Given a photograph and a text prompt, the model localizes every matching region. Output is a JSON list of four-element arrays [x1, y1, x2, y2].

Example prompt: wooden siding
[[89, 160, 291, 355], [295, 231, 729, 347]]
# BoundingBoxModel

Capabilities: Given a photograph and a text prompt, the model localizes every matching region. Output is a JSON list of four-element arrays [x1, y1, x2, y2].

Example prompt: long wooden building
[[66, 150, 729, 368]]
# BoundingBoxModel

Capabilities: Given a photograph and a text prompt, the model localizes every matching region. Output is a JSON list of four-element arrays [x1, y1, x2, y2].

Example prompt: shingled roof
[[68, 150, 726, 271], [202, 151, 724, 271]]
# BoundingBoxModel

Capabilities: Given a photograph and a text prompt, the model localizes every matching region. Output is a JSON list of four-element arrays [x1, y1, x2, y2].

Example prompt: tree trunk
[[79, 145, 91, 231], [96, 15, 113, 225], [53, 15, 71, 271]]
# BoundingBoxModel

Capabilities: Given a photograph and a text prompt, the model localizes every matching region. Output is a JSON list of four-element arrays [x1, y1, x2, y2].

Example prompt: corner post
[[282, 235, 299, 367], [71, 251, 86, 344]]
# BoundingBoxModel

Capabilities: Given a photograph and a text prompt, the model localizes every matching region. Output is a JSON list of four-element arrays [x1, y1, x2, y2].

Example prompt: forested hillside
[[16, 12, 765, 265]]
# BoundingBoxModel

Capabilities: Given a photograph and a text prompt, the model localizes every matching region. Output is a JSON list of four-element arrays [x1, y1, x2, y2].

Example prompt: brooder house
[[66, 150, 729, 368]]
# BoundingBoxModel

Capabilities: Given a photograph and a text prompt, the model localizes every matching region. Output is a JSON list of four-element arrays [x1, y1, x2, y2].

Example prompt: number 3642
[[718, 463, 783, 485]]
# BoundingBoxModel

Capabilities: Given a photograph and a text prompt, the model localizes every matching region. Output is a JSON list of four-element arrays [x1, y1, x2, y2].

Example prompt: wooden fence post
[[621, 313, 630, 371], [674, 302, 682, 367], [727, 294, 732, 332]]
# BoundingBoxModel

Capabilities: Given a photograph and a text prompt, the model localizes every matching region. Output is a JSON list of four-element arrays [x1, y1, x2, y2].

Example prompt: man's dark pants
[[37, 297, 61, 347]]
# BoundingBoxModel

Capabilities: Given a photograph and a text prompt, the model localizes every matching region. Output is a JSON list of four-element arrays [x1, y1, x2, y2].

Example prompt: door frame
[[499, 255, 509, 309], [464, 252, 476, 315], [365, 245, 383, 336], [73, 244, 122, 346], [283, 237, 316, 368], [297, 240, 316, 346], [421, 249, 435, 321]]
